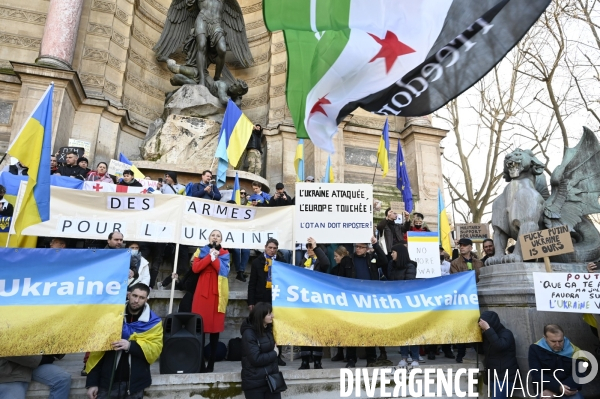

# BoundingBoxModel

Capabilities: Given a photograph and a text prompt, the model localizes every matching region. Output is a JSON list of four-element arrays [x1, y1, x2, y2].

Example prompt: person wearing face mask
[[402, 212, 430, 240], [86, 162, 114, 183], [192, 229, 230, 372], [0, 185, 14, 217], [128, 242, 150, 286]]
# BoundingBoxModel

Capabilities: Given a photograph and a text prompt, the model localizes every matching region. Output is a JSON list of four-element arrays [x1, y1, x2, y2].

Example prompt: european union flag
[[396, 139, 413, 213]]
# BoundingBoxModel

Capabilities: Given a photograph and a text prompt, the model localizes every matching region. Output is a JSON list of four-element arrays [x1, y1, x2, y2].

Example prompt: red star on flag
[[309, 95, 332, 119], [368, 31, 415, 73]]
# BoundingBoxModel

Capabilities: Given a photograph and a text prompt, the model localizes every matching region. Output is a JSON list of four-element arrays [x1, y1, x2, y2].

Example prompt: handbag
[[265, 368, 287, 393]]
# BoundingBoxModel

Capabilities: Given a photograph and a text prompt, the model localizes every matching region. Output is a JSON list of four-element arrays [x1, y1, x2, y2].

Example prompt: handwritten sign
[[407, 232, 442, 278], [107, 159, 131, 178], [456, 223, 489, 242], [519, 225, 574, 261], [56, 147, 84, 163], [533, 272, 600, 313], [294, 183, 373, 244], [68, 138, 91, 155]]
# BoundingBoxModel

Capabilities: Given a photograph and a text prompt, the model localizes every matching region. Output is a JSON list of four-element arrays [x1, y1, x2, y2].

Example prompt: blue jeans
[[400, 345, 420, 360], [490, 381, 512, 399], [230, 248, 250, 272], [0, 363, 72, 399]]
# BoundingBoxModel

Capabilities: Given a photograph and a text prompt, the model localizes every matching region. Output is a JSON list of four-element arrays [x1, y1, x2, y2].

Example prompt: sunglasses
[[240, 192, 246, 195], [306, 179, 315, 182]]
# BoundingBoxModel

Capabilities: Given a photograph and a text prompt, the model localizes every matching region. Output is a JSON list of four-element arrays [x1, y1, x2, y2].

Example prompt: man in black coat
[[269, 183, 293, 207], [57, 151, 86, 179], [479, 311, 519, 398]]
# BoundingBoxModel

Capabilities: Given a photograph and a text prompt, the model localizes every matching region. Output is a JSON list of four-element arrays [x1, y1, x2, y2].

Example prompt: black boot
[[278, 349, 286, 366], [331, 348, 344, 362], [313, 356, 323, 369], [236, 271, 246, 282], [299, 356, 310, 370]]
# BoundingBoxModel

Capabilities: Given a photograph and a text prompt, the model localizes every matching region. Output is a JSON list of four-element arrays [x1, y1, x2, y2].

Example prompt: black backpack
[[226, 337, 243, 361]]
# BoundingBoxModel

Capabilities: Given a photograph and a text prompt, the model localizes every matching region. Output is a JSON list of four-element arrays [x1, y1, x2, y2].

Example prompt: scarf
[[303, 256, 316, 270], [264, 253, 275, 288], [535, 336, 580, 358], [199, 246, 230, 313]]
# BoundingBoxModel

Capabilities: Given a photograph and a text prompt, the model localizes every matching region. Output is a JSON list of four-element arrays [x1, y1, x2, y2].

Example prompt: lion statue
[[487, 127, 600, 265]]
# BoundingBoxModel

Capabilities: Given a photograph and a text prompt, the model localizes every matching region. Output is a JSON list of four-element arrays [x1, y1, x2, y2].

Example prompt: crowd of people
[[1, 159, 597, 399]]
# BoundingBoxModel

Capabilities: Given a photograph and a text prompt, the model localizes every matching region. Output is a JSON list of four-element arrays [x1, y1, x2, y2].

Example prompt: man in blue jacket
[[528, 324, 587, 398], [191, 170, 221, 201]]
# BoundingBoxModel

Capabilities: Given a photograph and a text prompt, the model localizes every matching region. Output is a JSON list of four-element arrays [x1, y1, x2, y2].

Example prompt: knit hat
[[165, 171, 178, 183], [77, 157, 89, 165], [391, 244, 405, 254]]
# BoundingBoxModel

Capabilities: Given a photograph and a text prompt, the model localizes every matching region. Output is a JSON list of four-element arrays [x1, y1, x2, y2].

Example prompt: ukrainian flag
[[439, 188, 452, 255], [232, 172, 241, 205], [119, 152, 145, 179], [7, 83, 53, 240], [322, 155, 334, 183], [216, 100, 253, 187], [294, 139, 305, 182], [376, 118, 390, 178]]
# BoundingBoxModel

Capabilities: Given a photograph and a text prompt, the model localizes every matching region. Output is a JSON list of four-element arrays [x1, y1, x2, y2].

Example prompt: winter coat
[[528, 339, 584, 394], [57, 164, 86, 180], [302, 246, 330, 272], [479, 311, 519, 385], [248, 253, 272, 306], [348, 243, 388, 281], [191, 247, 228, 333], [387, 259, 417, 281], [246, 128, 263, 152], [268, 191, 293, 207], [190, 182, 222, 200], [332, 256, 355, 278], [240, 319, 279, 391], [118, 179, 143, 187], [0, 356, 41, 384], [450, 256, 482, 283], [377, 219, 408, 254]]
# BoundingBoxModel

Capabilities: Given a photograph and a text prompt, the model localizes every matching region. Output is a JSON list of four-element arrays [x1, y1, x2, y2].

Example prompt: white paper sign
[[107, 159, 131, 178], [68, 138, 91, 155], [294, 183, 373, 244], [533, 272, 600, 314], [407, 232, 442, 278]]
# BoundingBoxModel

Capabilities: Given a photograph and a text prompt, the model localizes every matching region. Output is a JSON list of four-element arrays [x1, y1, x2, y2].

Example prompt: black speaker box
[[159, 312, 204, 374]]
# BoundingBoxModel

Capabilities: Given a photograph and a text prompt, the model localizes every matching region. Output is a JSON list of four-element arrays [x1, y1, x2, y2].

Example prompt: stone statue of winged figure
[[154, 0, 254, 87]]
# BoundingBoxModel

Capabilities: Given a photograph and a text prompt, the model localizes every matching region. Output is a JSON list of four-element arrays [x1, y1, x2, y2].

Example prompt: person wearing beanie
[[160, 171, 185, 195], [77, 157, 91, 178], [269, 182, 293, 207]]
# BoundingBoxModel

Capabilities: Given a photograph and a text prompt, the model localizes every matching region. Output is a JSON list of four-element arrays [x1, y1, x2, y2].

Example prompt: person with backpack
[[241, 302, 282, 399]]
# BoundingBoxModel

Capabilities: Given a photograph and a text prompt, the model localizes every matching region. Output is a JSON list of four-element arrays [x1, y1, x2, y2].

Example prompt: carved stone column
[[35, 0, 84, 69]]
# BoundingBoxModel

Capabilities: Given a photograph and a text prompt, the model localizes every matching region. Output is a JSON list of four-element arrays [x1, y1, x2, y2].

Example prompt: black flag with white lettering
[[339, 0, 551, 118]]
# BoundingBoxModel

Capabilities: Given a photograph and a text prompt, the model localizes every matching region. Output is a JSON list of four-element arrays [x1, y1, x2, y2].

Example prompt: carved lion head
[[503, 149, 545, 182]]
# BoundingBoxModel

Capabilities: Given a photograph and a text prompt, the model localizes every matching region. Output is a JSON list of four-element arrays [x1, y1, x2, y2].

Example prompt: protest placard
[[56, 146, 84, 163], [407, 231, 441, 278], [519, 225, 574, 261], [107, 159, 130, 178], [294, 183, 373, 244], [456, 223, 489, 242], [68, 138, 91, 155], [532, 272, 600, 314]]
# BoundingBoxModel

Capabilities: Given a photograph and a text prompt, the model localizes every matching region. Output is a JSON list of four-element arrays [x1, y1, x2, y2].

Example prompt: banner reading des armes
[[272, 262, 481, 346], [0, 248, 129, 356]]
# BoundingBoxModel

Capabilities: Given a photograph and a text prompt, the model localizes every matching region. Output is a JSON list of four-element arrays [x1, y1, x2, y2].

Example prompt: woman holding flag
[[192, 230, 230, 372]]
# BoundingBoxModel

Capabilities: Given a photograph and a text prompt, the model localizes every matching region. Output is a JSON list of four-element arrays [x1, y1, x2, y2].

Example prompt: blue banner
[[272, 261, 482, 346], [0, 248, 130, 356]]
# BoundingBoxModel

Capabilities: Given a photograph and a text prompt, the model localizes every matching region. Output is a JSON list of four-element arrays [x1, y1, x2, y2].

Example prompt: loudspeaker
[[159, 313, 204, 374]]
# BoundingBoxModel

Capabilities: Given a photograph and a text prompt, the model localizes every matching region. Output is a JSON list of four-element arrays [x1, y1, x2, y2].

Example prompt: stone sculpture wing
[[154, 0, 199, 61], [544, 127, 600, 229], [222, 0, 254, 68]]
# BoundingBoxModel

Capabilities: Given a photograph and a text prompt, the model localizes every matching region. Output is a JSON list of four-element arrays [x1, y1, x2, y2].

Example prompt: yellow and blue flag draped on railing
[[272, 261, 481, 346], [377, 118, 390, 178], [232, 172, 241, 205], [7, 83, 53, 236], [119, 152, 145, 179], [322, 155, 334, 183], [439, 188, 452, 255], [215, 100, 253, 187], [0, 248, 130, 356], [195, 247, 231, 313], [397, 138, 414, 212], [294, 139, 305, 182]]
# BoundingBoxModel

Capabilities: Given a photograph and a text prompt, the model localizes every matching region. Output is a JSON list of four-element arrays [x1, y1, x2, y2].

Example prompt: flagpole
[[371, 162, 378, 185], [168, 243, 180, 314]]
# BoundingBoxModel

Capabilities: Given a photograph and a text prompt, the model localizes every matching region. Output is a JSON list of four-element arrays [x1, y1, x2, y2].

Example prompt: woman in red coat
[[192, 229, 230, 372]]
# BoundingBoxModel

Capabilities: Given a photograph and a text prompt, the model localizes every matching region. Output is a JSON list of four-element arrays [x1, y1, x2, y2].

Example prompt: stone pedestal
[[36, 0, 84, 69], [478, 263, 600, 397]]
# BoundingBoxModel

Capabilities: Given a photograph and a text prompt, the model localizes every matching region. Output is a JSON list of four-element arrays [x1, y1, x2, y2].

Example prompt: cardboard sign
[[456, 223, 489, 242], [107, 159, 130, 178], [533, 272, 600, 313], [56, 147, 84, 163], [294, 183, 373, 244], [68, 138, 91, 155], [519, 225, 574, 261], [407, 232, 442, 278], [389, 201, 405, 213]]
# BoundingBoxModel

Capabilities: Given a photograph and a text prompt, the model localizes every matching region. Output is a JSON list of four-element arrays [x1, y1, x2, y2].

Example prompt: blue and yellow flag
[[232, 172, 241, 205], [322, 155, 334, 183], [216, 100, 254, 187], [119, 152, 145, 179], [7, 83, 53, 237], [377, 118, 390, 178], [438, 188, 452, 255], [294, 139, 305, 182]]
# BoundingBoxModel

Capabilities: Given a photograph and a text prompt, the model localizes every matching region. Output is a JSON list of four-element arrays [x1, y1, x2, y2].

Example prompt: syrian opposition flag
[[264, 0, 551, 153], [83, 181, 153, 194]]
